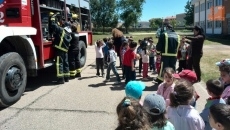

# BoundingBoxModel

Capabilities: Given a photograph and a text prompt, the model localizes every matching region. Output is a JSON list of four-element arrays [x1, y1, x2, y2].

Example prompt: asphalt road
[[0, 46, 208, 130]]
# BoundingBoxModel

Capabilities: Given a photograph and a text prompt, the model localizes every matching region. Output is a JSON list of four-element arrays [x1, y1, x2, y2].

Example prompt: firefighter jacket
[[69, 32, 79, 52], [156, 30, 180, 57], [51, 21, 72, 52]]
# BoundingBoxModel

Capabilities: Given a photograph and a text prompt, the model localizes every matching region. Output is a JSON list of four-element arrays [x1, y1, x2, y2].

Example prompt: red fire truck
[[0, 0, 92, 107]]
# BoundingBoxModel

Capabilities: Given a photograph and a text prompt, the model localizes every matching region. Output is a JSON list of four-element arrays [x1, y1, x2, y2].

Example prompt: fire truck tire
[[0, 52, 27, 107], [79, 40, 87, 68]]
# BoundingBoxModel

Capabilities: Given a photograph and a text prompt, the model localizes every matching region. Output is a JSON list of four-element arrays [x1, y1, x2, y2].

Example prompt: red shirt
[[123, 49, 135, 66]]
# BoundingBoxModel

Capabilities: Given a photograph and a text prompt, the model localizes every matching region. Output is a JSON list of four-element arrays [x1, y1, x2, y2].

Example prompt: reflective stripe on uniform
[[157, 62, 164, 81], [70, 70, 77, 76], [64, 73, 70, 76], [162, 33, 180, 57], [56, 56, 64, 77], [54, 30, 68, 52], [76, 68, 81, 73]]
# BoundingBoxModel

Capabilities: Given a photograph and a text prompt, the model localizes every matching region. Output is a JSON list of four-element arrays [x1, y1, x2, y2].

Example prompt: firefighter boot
[[57, 78, 65, 84], [76, 73, 81, 77], [64, 77, 69, 82]]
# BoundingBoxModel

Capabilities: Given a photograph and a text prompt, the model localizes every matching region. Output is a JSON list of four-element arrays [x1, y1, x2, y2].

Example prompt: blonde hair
[[112, 28, 123, 38]]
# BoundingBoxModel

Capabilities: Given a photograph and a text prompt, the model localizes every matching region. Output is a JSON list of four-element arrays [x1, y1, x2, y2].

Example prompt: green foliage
[[118, 0, 145, 33], [90, 0, 118, 32], [184, 0, 194, 25], [170, 19, 177, 28], [149, 18, 162, 28]]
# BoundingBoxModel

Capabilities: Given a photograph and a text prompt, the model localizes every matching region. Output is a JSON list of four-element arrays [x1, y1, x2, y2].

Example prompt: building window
[[200, 21, 205, 29], [195, 5, 199, 13], [207, 1, 213, 9], [195, 22, 199, 26], [215, 21, 222, 28], [207, 21, 213, 28], [200, 3, 205, 11], [215, 0, 222, 6]]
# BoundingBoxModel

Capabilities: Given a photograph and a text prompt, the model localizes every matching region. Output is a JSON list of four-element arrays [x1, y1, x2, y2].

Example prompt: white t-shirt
[[95, 42, 106, 58], [141, 51, 149, 63]]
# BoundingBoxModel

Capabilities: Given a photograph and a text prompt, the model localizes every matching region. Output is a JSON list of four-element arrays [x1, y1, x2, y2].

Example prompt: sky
[[140, 0, 189, 21]]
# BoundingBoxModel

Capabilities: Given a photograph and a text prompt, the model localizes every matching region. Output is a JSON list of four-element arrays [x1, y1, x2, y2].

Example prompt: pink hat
[[172, 70, 197, 83]]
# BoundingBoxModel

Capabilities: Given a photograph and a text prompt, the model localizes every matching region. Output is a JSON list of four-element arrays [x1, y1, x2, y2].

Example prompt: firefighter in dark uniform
[[50, 12, 72, 84], [155, 24, 180, 84], [68, 22, 81, 78]]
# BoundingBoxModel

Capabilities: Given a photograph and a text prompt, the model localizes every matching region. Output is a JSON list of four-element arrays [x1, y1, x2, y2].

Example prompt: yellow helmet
[[49, 12, 54, 16], [72, 13, 78, 19]]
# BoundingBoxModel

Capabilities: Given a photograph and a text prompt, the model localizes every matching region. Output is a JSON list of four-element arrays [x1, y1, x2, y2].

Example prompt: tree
[[184, 0, 194, 25], [170, 19, 177, 28], [90, 0, 118, 33], [149, 18, 163, 28], [118, 0, 145, 33]]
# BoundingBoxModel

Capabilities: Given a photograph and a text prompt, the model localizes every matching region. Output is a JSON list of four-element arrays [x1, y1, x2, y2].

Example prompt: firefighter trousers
[[55, 50, 70, 78], [157, 56, 177, 81], [68, 50, 81, 77]]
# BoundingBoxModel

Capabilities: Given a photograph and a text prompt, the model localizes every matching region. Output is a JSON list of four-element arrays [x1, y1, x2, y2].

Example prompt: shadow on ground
[[206, 37, 230, 45]]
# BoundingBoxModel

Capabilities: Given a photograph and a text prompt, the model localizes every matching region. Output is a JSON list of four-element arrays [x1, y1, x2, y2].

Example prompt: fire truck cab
[[0, 0, 92, 107]]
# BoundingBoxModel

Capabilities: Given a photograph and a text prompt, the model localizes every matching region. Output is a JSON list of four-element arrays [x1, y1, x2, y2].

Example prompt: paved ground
[[0, 45, 212, 130]]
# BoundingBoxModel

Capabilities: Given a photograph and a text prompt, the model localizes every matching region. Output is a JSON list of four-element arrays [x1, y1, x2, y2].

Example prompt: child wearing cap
[[209, 104, 230, 130], [172, 69, 200, 107], [116, 98, 150, 130], [156, 67, 175, 107], [143, 94, 175, 130], [167, 79, 205, 130], [216, 59, 230, 102], [125, 81, 146, 105], [200, 79, 226, 130]]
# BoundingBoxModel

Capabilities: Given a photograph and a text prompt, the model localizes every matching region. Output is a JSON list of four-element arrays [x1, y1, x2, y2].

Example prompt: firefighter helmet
[[49, 12, 54, 16], [72, 14, 78, 19]]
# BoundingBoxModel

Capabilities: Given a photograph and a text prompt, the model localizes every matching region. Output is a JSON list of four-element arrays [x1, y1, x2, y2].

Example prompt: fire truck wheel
[[0, 52, 27, 107], [79, 40, 87, 68]]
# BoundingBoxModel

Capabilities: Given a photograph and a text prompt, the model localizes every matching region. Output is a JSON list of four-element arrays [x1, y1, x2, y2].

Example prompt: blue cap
[[125, 81, 146, 99]]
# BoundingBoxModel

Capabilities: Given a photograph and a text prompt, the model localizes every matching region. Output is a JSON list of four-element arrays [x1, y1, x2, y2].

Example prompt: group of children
[[115, 58, 230, 130]]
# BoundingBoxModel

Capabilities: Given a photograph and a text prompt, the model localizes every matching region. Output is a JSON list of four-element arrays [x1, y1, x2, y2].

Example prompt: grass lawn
[[92, 34, 230, 82]]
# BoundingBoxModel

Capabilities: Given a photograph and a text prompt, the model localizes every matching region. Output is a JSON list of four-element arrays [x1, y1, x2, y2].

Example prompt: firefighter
[[68, 22, 81, 78], [155, 23, 180, 84], [50, 12, 72, 84]]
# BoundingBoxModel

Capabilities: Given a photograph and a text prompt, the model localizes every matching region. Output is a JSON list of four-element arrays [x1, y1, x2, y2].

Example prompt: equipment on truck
[[0, 0, 92, 107]]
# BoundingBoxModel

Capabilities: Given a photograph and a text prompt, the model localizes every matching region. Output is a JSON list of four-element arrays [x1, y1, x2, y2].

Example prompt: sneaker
[[104, 79, 110, 82], [114, 81, 121, 85]]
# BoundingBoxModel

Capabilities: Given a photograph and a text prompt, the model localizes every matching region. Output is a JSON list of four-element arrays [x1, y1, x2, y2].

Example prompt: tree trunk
[[125, 26, 128, 34], [103, 26, 105, 34]]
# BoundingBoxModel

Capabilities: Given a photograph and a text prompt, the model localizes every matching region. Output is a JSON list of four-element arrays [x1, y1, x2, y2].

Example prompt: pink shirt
[[221, 85, 230, 101], [157, 82, 175, 106]]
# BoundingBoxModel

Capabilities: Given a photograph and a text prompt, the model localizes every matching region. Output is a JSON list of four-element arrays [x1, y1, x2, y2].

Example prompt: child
[[143, 94, 175, 130], [104, 41, 121, 84], [200, 79, 226, 130], [148, 38, 156, 74], [136, 40, 143, 75], [172, 69, 200, 107], [95, 40, 106, 77], [177, 39, 189, 73], [116, 98, 150, 130], [155, 55, 161, 74], [125, 81, 146, 105], [141, 43, 150, 80], [216, 59, 230, 102], [167, 79, 205, 130], [123, 41, 138, 84], [209, 104, 230, 130], [157, 67, 175, 106], [120, 41, 129, 79], [103, 37, 109, 67]]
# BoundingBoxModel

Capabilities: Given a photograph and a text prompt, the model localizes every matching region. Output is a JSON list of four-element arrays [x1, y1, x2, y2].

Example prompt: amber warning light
[[208, 6, 225, 21]]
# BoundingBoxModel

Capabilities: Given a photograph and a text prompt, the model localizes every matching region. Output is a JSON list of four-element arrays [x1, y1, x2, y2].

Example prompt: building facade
[[192, 0, 230, 35], [176, 13, 186, 26]]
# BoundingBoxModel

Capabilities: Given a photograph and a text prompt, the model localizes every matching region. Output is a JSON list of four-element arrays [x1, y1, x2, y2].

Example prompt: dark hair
[[206, 79, 224, 96], [163, 67, 175, 78], [116, 97, 150, 130], [170, 79, 194, 107], [129, 41, 137, 49], [147, 110, 167, 129], [194, 25, 206, 39], [71, 23, 78, 33], [103, 38, 108, 43], [122, 41, 128, 48], [209, 104, 230, 130], [107, 41, 114, 49], [219, 64, 230, 73]]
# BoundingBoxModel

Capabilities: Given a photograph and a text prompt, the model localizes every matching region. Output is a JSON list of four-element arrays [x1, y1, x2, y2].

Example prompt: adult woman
[[112, 28, 125, 67], [184, 25, 205, 82]]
